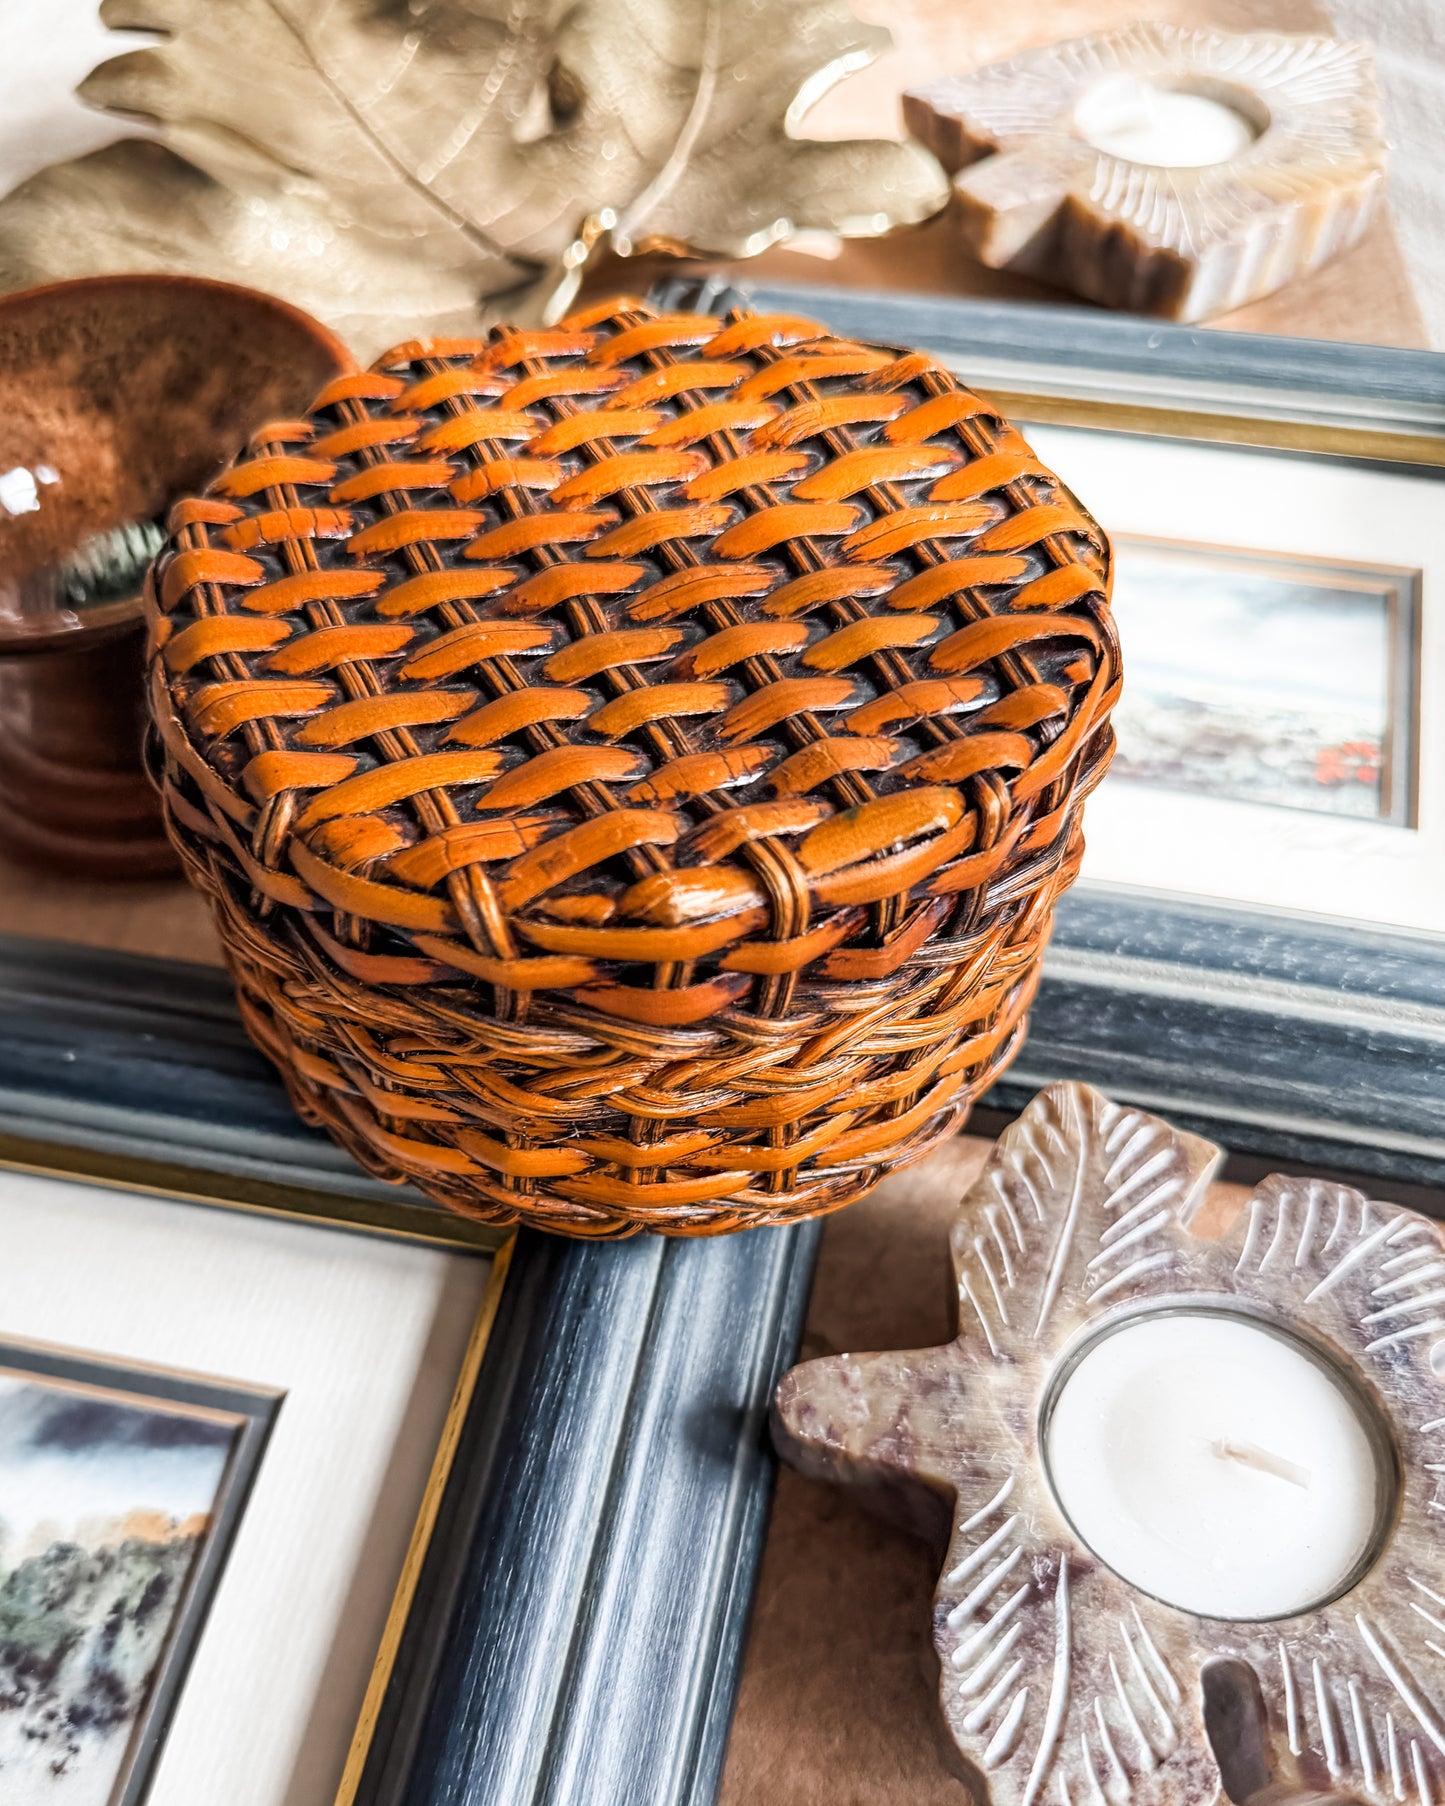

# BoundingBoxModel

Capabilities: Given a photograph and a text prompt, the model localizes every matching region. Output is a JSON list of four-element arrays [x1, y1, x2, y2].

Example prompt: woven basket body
[[145, 301, 1118, 1238]]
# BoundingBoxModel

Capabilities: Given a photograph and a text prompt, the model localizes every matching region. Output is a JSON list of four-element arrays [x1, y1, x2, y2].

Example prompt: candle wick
[[1212, 1438, 1311, 1489]]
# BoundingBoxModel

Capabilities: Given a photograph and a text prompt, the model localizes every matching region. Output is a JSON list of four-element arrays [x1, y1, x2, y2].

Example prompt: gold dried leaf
[[0, 0, 947, 358]]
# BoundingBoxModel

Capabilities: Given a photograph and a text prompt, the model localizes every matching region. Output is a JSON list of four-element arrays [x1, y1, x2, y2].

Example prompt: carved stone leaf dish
[[775, 1082, 1445, 1806], [0, 0, 948, 358]]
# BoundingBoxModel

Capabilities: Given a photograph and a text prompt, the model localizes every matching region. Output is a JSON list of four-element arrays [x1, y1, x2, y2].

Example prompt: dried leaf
[[0, 0, 946, 357]]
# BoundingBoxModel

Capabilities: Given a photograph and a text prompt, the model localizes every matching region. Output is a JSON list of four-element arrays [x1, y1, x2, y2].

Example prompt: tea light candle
[[1073, 76, 1257, 168], [1045, 1310, 1383, 1621]]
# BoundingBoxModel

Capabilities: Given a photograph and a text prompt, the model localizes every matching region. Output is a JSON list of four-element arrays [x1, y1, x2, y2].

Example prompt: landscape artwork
[[1106, 536, 1418, 824], [0, 1348, 266, 1806]]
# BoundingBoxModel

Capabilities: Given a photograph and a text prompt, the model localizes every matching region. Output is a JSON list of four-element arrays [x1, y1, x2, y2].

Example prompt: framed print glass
[[0, 1342, 274, 1806], [1106, 535, 1418, 827]]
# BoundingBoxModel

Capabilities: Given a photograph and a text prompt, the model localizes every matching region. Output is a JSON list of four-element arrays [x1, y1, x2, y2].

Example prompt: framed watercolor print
[[1106, 535, 1419, 828], [0, 1162, 499, 1806], [0, 1341, 273, 1806], [1025, 424, 1442, 933], [725, 276, 1445, 1192]]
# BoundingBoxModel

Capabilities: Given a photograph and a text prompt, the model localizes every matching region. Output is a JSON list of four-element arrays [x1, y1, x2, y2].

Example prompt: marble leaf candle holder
[[903, 25, 1387, 322], [774, 1081, 1445, 1806]]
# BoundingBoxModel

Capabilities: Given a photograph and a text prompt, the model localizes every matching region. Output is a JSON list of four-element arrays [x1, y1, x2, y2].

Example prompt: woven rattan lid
[[146, 300, 1118, 1237]]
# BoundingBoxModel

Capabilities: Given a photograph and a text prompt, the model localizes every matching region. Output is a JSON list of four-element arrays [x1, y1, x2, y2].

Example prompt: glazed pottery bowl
[[0, 274, 351, 876]]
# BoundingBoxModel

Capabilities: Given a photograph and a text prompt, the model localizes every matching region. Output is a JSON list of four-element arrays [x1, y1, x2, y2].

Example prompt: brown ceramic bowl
[[0, 274, 352, 877]]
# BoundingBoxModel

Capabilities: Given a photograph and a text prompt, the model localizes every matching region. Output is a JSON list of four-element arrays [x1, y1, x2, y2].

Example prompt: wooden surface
[[0, 847, 219, 961], [721, 1136, 996, 1806]]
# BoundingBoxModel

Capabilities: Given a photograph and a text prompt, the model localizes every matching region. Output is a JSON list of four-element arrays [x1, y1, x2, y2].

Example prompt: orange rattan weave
[[145, 300, 1118, 1238]]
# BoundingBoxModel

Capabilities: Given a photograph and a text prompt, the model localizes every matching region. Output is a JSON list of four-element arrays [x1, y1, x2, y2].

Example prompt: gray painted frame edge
[[350, 1218, 821, 1806], [727, 277, 1445, 420]]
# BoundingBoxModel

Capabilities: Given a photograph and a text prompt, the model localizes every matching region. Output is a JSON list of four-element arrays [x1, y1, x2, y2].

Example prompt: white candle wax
[[1045, 1311, 1383, 1620], [1075, 76, 1258, 168]]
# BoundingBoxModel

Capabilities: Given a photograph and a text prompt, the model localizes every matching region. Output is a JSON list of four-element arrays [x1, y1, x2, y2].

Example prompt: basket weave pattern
[[146, 301, 1118, 1237]]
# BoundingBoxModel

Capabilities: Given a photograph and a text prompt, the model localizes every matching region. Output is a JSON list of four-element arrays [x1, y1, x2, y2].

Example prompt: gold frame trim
[[981, 388, 1445, 470], [333, 1233, 515, 1805], [0, 1132, 508, 1253], [2, 1145, 515, 1800]]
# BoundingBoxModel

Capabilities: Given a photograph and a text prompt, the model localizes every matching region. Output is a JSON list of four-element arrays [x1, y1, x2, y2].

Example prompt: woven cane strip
[[147, 302, 1117, 1236]]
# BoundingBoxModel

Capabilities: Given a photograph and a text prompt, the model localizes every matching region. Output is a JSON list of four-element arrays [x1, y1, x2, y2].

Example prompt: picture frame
[[734, 275, 1445, 937], [4, 284, 1445, 1803], [1105, 531, 1421, 830], [727, 277, 1445, 1196], [0, 1336, 276, 1805]]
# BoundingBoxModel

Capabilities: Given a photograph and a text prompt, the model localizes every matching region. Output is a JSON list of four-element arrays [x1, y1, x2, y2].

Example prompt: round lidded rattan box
[[145, 299, 1118, 1239]]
